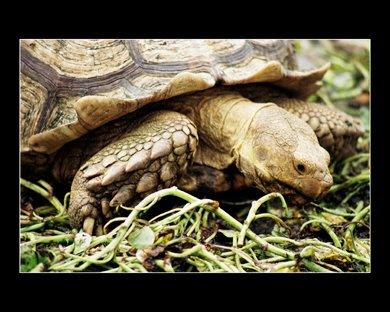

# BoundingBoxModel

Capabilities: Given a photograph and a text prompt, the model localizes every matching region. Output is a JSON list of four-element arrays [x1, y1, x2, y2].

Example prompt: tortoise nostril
[[297, 164, 305, 173]]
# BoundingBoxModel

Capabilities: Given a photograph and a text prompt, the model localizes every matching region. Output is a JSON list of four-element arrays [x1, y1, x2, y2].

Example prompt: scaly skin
[[173, 89, 333, 199], [67, 110, 198, 233], [235, 84, 364, 160], [177, 86, 364, 195], [273, 99, 364, 160], [62, 88, 334, 234]]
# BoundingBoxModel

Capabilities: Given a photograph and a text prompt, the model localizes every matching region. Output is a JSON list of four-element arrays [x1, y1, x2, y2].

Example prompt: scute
[[20, 73, 48, 151], [20, 39, 329, 155], [21, 40, 133, 79]]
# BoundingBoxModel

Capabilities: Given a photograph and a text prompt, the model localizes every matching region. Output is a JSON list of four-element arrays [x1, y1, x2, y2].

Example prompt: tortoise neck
[[191, 91, 273, 156]]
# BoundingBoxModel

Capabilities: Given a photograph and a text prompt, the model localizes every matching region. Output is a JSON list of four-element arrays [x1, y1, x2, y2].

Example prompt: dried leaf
[[143, 245, 165, 257], [322, 212, 347, 224]]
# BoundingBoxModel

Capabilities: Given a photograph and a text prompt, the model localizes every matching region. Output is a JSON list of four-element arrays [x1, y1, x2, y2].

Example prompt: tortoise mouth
[[277, 181, 331, 204], [274, 182, 310, 204], [253, 179, 321, 204]]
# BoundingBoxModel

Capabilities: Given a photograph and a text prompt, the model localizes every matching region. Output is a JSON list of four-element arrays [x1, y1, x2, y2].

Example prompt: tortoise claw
[[83, 217, 95, 235]]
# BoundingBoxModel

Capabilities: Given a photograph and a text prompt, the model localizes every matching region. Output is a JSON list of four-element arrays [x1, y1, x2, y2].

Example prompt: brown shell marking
[[21, 39, 328, 155]]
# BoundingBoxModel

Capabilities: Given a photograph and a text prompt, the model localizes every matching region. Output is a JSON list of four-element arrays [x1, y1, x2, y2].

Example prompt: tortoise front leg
[[67, 110, 198, 234]]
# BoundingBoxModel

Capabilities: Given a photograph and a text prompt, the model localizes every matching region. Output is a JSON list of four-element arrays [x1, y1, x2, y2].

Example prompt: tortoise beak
[[295, 172, 333, 199]]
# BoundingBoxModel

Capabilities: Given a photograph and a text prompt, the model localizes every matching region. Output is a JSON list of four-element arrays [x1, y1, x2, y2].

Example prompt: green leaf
[[21, 246, 38, 272], [330, 87, 362, 100], [74, 232, 92, 254], [128, 226, 155, 250], [294, 40, 302, 53], [331, 72, 355, 90], [218, 229, 236, 238]]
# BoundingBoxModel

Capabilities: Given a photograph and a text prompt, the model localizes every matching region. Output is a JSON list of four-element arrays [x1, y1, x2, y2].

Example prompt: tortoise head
[[236, 104, 333, 202]]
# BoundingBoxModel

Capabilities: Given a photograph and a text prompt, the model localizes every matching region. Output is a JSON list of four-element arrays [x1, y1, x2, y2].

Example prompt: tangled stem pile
[[20, 156, 370, 273]]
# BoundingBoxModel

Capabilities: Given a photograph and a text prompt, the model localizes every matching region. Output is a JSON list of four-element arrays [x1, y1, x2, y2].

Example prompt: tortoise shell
[[20, 39, 329, 155]]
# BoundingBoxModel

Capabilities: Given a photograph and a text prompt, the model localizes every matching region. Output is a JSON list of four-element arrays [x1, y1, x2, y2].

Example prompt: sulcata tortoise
[[20, 39, 363, 235]]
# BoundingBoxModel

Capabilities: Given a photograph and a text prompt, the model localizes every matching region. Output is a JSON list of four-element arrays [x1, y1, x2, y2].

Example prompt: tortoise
[[20, 39, 363, 235]]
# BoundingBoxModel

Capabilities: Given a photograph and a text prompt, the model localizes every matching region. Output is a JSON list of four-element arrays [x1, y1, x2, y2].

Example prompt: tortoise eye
[[297, 164, 306, 173]]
